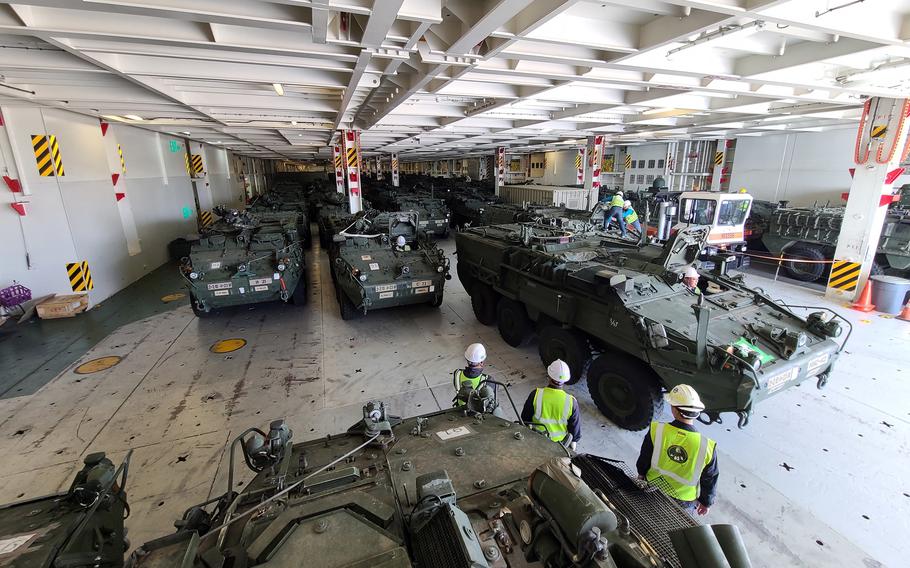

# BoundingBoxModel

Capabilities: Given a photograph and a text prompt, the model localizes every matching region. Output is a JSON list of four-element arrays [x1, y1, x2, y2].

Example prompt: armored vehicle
[[316, 191, 356, 248], [395, 194, 451, 237], [329, 210, 450, 319], [0, 398, 754, 568], [455, 223, 848, 430], [181, 207, 307, 317], [750, 188, 910, 282], [250, 188, 312, 247]]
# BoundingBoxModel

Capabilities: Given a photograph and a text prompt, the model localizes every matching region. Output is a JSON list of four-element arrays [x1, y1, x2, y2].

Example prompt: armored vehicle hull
[[329, 211, 450, 319], [129, 399, 751, 568], [456, 223, 846, 430], [181, 209, 306, 316]]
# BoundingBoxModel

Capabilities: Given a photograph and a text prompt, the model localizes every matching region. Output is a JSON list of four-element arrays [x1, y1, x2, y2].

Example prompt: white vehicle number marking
[[249, 277, 271, 286], [369, 262, 380, 271], [273, 273, 280, 280], [807, 353, 829, 374], [209, 261, 222, 269], [375, 284, 396, 292], [379, 292, 394, 299], [207, 282, 232, 290], [414, 287, 429, 294], [412, 280, 432, 288], [361, 255, 372, 261], [214, 290, 230, 296], [429, 285, 435, 292], [254, 285, 269, 292], [436, 426, 471, 441], [767, 368, 799, 393]]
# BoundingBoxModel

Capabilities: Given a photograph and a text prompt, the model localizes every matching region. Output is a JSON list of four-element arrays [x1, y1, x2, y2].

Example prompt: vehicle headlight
[[437, 266, 444, 272], [277, 263, 287, 271], [189, 272, 199, 280], [359, 274, 367, 282]]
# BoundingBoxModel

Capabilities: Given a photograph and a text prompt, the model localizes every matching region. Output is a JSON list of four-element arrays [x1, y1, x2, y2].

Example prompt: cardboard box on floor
[[36, 294, 89, 319]]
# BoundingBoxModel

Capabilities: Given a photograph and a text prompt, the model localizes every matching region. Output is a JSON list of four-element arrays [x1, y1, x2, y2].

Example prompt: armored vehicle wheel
[[339, 291, 359, 320], [497, 297, 533, 347], [456, 261, 475, 294], [289, 278, 308, 306], [587, 355, 662, 431], [538, 326, 589, 385], [431, 292, 444, 307], [471, 283, 498, 325], [782, 244, 825, 282], [189, 293, 212, 318]]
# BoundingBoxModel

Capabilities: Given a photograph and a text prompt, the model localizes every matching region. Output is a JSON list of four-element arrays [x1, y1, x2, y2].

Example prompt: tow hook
[[816, 372, 829, 390], [737, 411, 750, 429]]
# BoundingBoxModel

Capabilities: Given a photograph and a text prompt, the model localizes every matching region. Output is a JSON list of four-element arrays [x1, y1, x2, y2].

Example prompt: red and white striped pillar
[[341, 129, 363, 214], [494, 147, 505, 195], [332, 143, 345, 194], [391, 153, 399, 187]]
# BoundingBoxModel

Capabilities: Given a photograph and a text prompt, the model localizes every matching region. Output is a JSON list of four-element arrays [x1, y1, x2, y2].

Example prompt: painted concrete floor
[[0, 233, 906, 567]]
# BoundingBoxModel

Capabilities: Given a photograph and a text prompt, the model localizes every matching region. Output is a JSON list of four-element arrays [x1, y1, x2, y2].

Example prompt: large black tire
[[538, 325, 590, 385], [471, 283, 498, 325], [497, 297, 533, 347], [431, 291, 444, 308], [189, 293, 212, 318], [289, 276, 308, 306], [339, 291, 359, 320], [782, 244, 826, 282], [586, 354, 662, 431], [456, 261, 475, 295]]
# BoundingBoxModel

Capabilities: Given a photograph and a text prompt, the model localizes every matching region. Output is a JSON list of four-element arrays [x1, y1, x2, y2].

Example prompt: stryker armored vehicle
[[329, 210, 450, 319], [395, 194, 451, 237], [250, 187, 312, 247], [455, 223, 848, 430], [316, 191, 355, 248], [749, 187, 910, 282], [180, 207, 307, 316], [0, 399, 754, 568]]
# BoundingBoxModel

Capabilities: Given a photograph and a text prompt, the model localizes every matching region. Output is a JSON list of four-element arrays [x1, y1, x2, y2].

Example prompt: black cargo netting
[[573, 455, 697, 568], [411, 506, 469, 568]]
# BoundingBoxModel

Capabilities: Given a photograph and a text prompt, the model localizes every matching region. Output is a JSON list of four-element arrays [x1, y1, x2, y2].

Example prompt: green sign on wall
[[169, 140, 181, 152], [181, 206, 192, 219]]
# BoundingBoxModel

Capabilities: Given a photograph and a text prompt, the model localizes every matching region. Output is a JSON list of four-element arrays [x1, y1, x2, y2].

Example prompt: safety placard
[[66, 261, 93, 292], [253, 285, 269, 292], [369, 262, 380, 271], [436, 426, 472, 441], [379, 291, 394, 299], [32, 134, 65, 177], [827, 260, 861, 292]]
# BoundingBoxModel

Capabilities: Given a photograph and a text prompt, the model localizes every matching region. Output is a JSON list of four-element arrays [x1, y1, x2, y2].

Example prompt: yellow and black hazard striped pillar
[[66, 261, 93, 292], [575, 148, 585, 184], [827, 260, 862, 293], [199, 209, 214, 228], [391, 153, 399, 187], [190, 154, 204, 177], [184, 153, 190, 175], [32, 134, 65, 177], [340, 129, 362, 213], [332, 144, 345, 194], [118, 144, 126, 174]]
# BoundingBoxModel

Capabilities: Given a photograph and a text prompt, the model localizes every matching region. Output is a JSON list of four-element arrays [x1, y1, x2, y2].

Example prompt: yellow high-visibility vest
[[531, 387, 573, 442], [646, 421, 715, 502], [609, 194, 624, 208], [455, 370, 486, 406]]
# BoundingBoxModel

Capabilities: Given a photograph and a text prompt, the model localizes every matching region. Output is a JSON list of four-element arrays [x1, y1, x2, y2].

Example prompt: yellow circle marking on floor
[[161, 292, 186, 303], [74, 356, 122, 375], [879, 314, 894, 319], [211, 338, 247, 353]]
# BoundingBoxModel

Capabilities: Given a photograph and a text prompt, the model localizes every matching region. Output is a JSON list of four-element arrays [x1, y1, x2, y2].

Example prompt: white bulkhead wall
[[0, 106, 263, 305]]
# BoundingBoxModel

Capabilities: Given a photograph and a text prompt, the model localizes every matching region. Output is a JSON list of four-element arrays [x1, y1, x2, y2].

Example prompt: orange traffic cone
[[898, 301, 910, 322], [850, 280, 876, 312]]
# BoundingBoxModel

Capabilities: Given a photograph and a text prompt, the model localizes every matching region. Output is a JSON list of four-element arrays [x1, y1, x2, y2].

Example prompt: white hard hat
[[396, 235, 406, 247], [464, 343, 486, 364], [547, 359, 571, 384], [666, 384, 705, 412], [684, 266, 699, 279], [616, 190, 623, 196], [623, 200, 631, 207]]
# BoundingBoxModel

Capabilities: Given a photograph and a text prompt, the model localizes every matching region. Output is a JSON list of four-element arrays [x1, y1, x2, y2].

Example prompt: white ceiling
[[0, 0, 907, 161]]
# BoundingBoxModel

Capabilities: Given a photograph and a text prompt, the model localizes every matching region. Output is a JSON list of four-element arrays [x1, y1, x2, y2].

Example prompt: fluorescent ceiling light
[[291, 120, 297, 125], [642, 107, 675, 116], [272, 83, 285, 96], [102, 114, 125, 122], [181, 131, 191, 135], [124, 114, 144, 121]]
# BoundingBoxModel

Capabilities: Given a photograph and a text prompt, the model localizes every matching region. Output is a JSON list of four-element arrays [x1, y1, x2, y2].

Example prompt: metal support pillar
[[575, 147, 585, 185], [341, 129, 363, 214], [332, 143, 344, 193], [478, 156, 488, 181], [826, 97, 910, 301], [583, 135, 603, 210], [391, 153, 399, 187], [494, 147, 505, 196]]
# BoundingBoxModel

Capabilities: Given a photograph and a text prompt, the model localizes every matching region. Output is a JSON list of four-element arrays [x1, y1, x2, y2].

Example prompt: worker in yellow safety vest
[[520, 360, 581, 450], [601, 191, 626, 234], [636, 385, 718, 516], [453, 343, 488, 406], [622, 200, 641, 235], [681, 265, 702, 295]]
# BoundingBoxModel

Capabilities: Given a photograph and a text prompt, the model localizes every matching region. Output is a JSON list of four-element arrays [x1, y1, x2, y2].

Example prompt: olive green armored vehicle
[[249, 190, 312, 247], [0, 398, 753, 568], [329, 210, 450, 319], [181, 207, 306, 317], [455, 223, 848, 430], [396, 194, 451, 238]]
